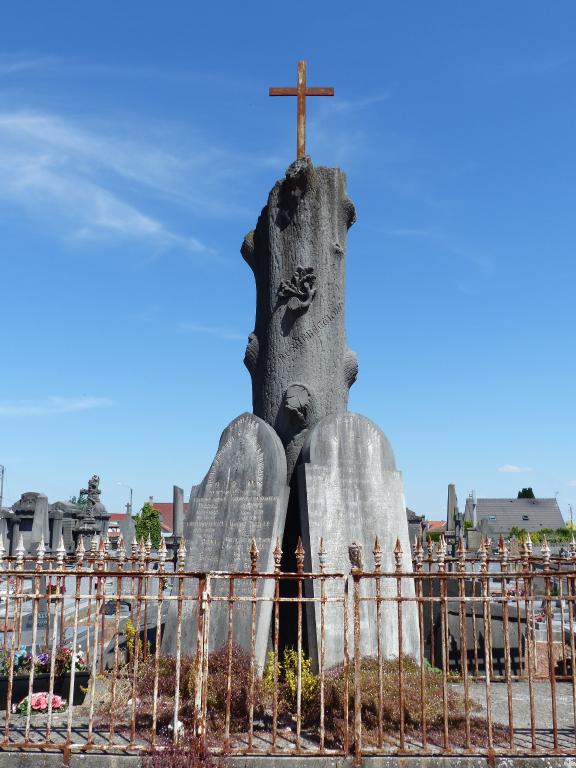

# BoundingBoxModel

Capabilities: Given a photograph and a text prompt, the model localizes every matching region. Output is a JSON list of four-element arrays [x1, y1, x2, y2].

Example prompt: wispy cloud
[[178, 322, 246, 341], [498, 464, 532, 474], [567, 480, 576, 487], [0, 396, 113, 417], [0, 111, 213, 252], [329, 93, 392, 114], [0, 54, 56, 77], [0, 107, 281, 253]]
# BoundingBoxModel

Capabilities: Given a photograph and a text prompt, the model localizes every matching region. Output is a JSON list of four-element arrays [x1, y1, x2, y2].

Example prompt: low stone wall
[[0, 753, 574, 768]]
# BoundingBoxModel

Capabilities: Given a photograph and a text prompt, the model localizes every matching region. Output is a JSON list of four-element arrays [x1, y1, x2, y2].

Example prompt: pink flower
[[30, 693, 44, 710], [51, 695, 62, 709]]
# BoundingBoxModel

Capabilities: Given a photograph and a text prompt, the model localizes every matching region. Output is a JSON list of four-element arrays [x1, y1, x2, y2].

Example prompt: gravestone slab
[[162, 413, 289, 670], [117, 515, 135, 551], [31, 494, 49, 553], [297, 412, 420, 668]]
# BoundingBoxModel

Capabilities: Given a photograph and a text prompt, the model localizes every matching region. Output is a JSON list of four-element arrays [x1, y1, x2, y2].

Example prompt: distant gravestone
[[118, 515, 135, 551], [31, 494, 49, 554], [162, 413, 289, 669], [297, 413, 420, 668]]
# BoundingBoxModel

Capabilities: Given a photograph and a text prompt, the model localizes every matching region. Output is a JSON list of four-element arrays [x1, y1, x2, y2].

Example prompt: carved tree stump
[[242, 156, 357, 479]]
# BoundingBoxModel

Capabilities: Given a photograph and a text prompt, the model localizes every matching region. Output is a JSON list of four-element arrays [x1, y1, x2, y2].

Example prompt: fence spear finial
[[36, 536, 46, 569], [373, 535, 382, 571], [76, 535, 85, 566], [414, 535, 424, 571], [394, 537, 403, 571], [478, 536, 488, 573], [97, 536, 106, 569], [295, 537, 305, 573], [56, 534, 66, 567], [348, 541, 364, 572], [436, 535, 446, 571], [273, 537, 283, 573], [117, 535, 126, 564], [250, 538, 259, 573], [158, 536, 167, 572], [177, 537, 187, 571], [457, 536, 467, 571], [15, 534, 25, 570]]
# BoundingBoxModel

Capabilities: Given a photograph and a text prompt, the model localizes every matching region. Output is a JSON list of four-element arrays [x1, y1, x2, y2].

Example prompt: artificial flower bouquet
[[55, 646, 88, 675], [0, 646, 87, 676], [13, 692, 67, 715]]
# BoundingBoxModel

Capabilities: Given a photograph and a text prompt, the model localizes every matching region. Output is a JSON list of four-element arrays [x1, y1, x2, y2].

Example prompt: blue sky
[[1, 1, 575, 524]]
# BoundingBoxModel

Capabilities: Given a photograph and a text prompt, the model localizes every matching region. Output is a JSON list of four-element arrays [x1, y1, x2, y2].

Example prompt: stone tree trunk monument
[[242, 157, 358, 478], [163, 62, 419, 669]]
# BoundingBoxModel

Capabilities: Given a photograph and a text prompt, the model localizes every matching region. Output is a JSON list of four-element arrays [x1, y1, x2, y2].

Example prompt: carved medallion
[[284, 383, 311, 422], [278, 266, 317, 312]]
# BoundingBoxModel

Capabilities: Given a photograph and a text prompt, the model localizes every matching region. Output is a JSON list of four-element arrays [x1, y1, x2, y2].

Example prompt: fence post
[[348, 542, 363, 768]]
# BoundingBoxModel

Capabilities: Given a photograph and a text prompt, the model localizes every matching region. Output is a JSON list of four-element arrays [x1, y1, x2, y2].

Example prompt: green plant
[[509, 527, 529, 542], [69, 493, 87, 509], [281, 647, 320, 717], [262, 647, 320, 724], [125, 618, 142, 663], [134, 502, 162, 549]]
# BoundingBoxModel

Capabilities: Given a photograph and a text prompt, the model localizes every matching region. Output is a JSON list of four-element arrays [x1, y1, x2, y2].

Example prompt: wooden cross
[[269, 61, 334, 160]]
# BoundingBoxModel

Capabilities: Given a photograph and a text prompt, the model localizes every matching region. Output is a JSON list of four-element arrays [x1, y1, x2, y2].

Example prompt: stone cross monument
[[164, 63, 419, 669]]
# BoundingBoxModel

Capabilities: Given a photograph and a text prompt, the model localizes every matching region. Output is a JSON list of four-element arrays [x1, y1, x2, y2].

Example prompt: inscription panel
[[298, 412, 420, 669], [162, 413, 288, 671]]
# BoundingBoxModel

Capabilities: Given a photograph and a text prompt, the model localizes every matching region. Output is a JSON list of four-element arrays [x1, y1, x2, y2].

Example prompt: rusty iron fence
[[0, 532, 574, 764]]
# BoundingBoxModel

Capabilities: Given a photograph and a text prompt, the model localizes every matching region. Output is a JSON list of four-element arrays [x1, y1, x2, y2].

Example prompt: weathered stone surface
[[117, 515, 135, 550], [242, 156, 357, 479], [163, 413, 289, 669], [31, 493, 49, 552], [297, 413, 419, 668], [172, 484, 184, 537]]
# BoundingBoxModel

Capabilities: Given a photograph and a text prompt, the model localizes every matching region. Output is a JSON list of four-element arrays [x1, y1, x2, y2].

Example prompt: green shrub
[[263, 647, 320, 724]]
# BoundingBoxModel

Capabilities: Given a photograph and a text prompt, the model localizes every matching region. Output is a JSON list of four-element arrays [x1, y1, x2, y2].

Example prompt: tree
[[134, 502, 162, 549], [517, 488, 535, 499], [68, 494, 87, 509]]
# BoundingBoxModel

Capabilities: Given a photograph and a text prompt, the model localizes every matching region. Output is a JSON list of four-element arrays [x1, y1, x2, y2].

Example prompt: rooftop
[[464, 497, 565, 534]]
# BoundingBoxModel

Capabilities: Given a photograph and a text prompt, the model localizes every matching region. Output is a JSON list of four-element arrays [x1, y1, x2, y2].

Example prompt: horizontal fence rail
[[0, 532, 573, 765]]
